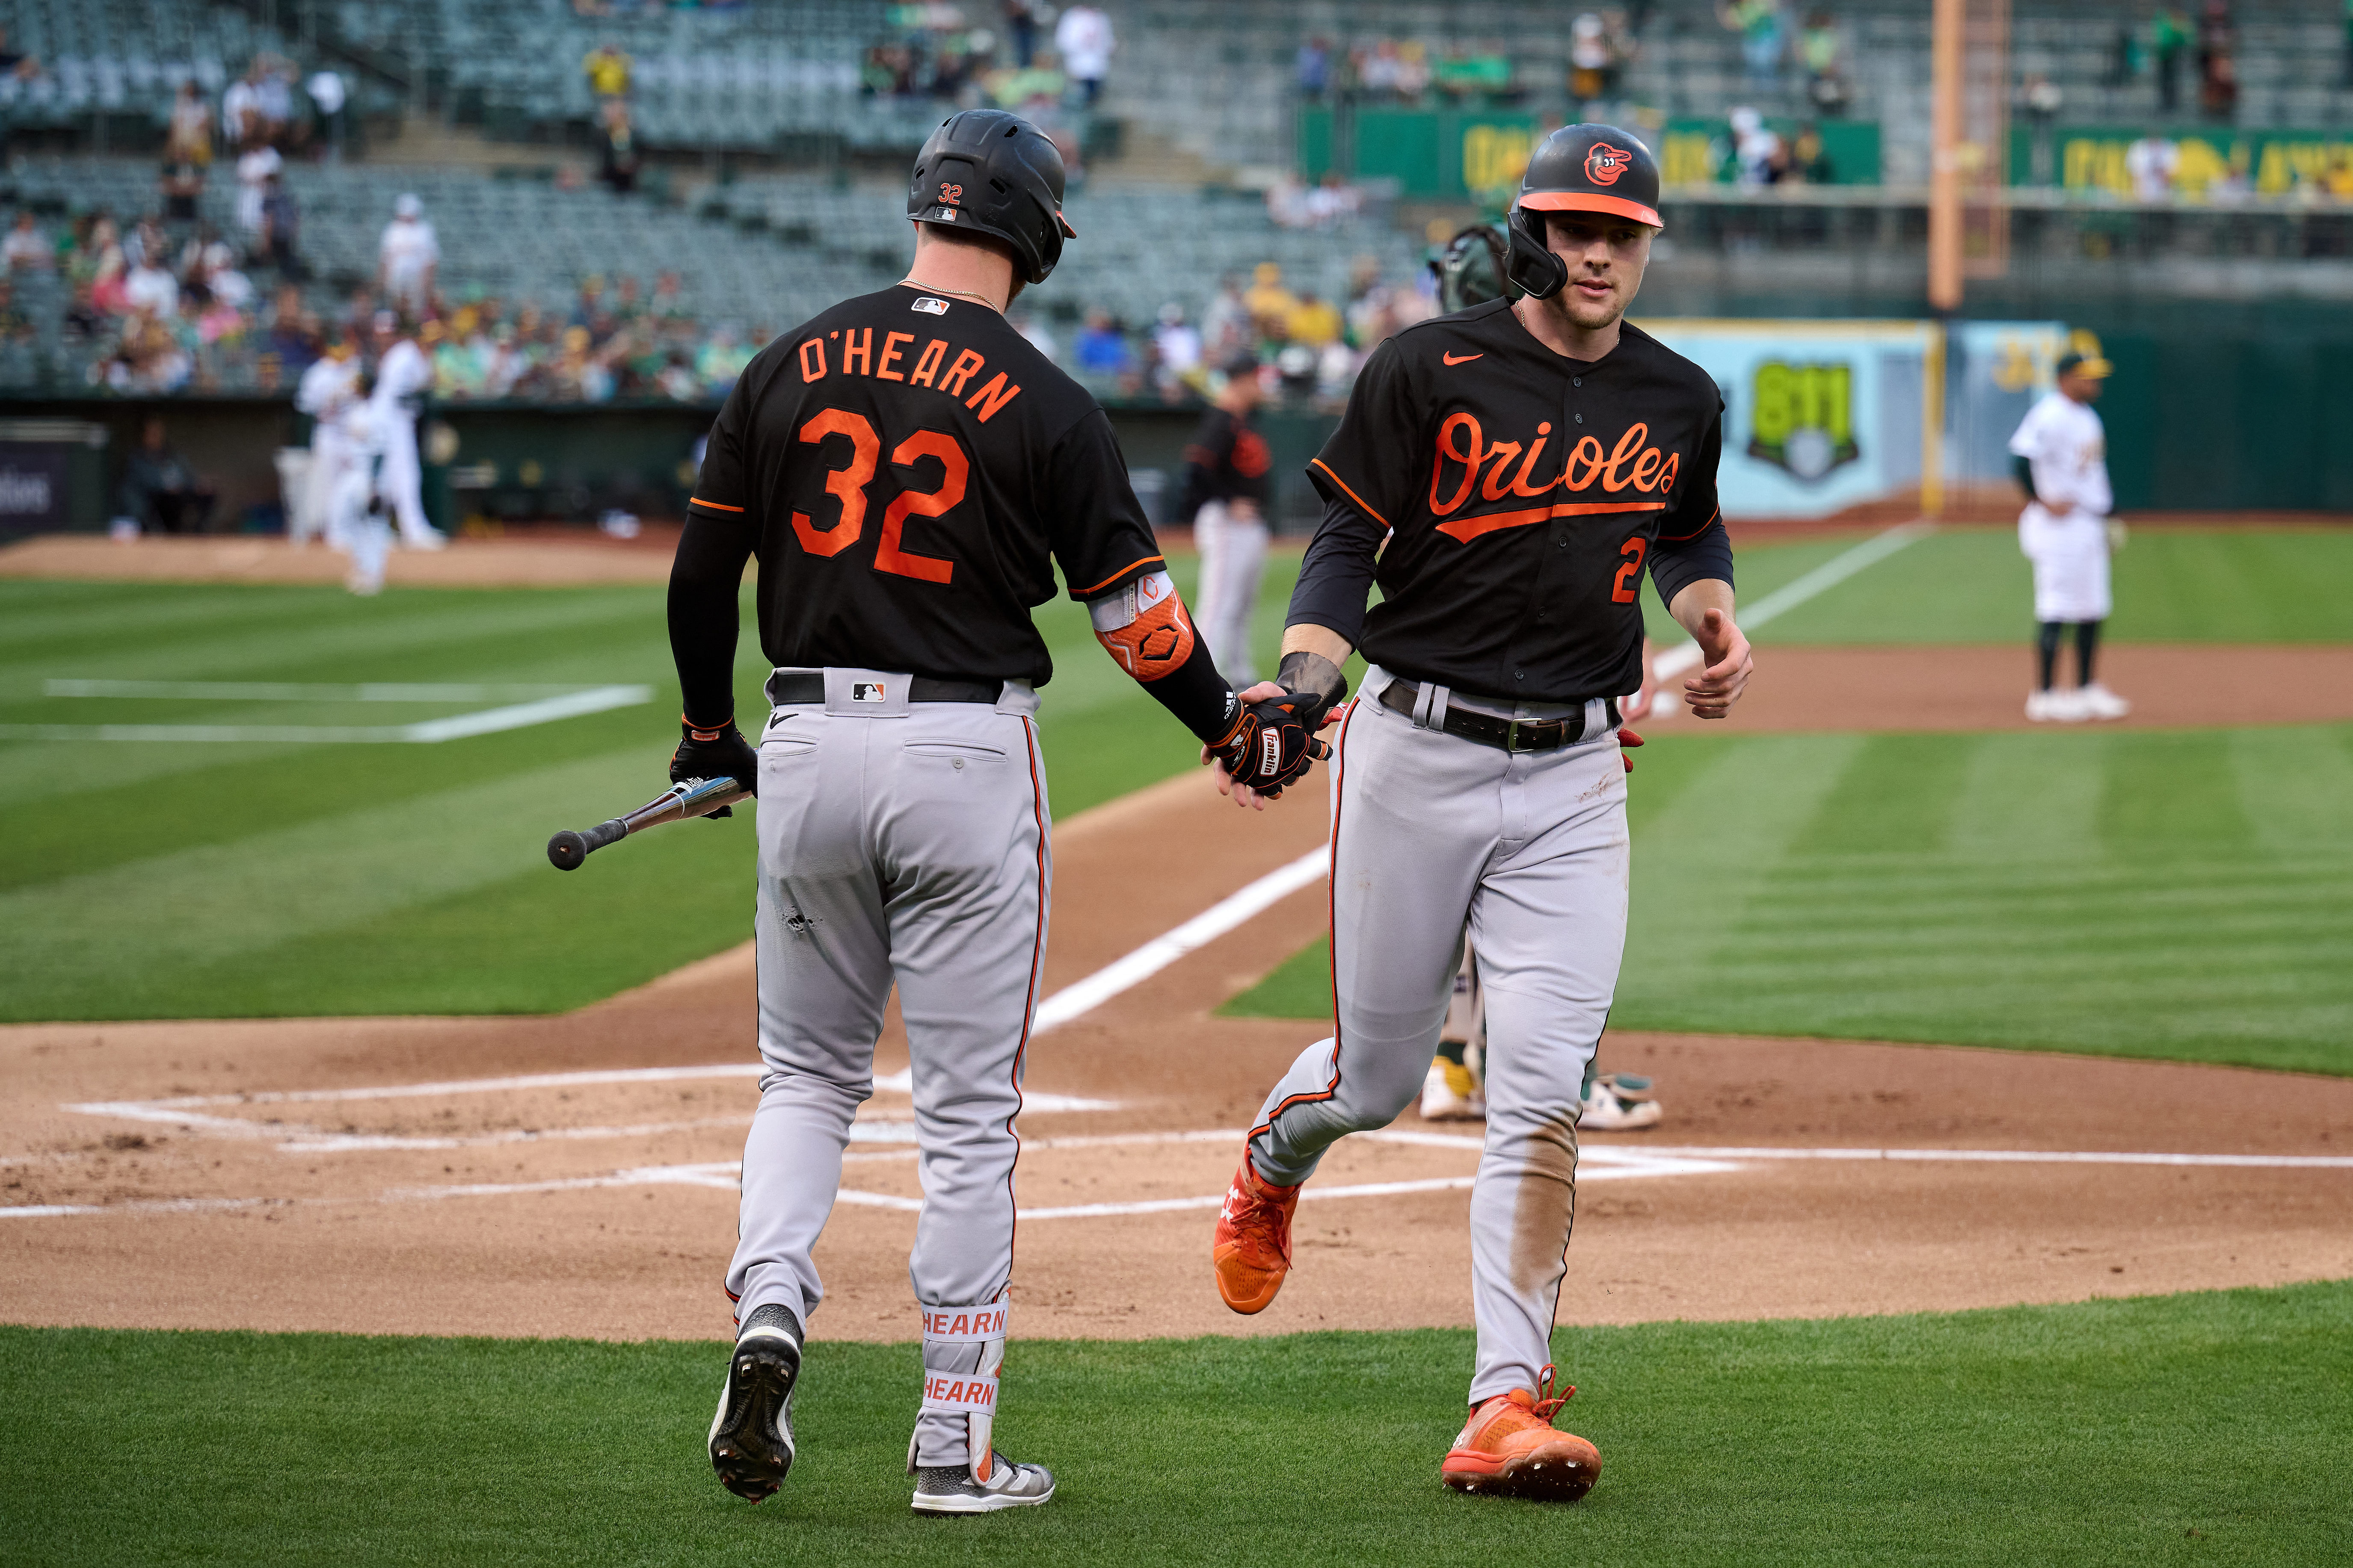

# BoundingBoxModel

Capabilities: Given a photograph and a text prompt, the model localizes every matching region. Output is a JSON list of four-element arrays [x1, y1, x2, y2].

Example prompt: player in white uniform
[[2009, 348, 2127, 722], [327, 398, 394, 595], [376, 194, 440, 320], [290, 340, 362, 546], [366, 313, 447, 550]]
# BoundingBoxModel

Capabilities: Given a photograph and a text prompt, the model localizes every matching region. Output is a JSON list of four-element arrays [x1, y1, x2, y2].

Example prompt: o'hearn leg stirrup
[[908, 1298, 1056, 1513]]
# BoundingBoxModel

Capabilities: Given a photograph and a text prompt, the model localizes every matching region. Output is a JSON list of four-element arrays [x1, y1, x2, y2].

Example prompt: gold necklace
[[899, 278, 1003, 313]]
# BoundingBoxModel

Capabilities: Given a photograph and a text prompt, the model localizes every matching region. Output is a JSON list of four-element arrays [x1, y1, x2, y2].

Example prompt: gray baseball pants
[[724, 668, 1048, 1468], [1245, 669, 1630, 1405]]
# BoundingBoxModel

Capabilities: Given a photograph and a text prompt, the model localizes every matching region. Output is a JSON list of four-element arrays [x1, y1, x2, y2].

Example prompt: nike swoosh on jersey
[[1442, 352, 1483, 365]]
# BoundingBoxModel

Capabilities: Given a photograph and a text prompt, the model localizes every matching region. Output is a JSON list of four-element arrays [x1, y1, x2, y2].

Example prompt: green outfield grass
[[1225, 721, 2353, 1075], [1642, 524, 2353, 645], [1, 1283, 2345, 1566], [0, 559, 1298, 1023]]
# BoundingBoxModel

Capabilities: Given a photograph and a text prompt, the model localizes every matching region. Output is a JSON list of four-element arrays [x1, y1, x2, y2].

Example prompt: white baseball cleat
[[2076, 683, 2131, 720], [911, 1452, 1056, 1514], [2026, 688, 2075, 722], [1420, 1058, 1486, 1121], [1579, 1072, 1663, 1132]]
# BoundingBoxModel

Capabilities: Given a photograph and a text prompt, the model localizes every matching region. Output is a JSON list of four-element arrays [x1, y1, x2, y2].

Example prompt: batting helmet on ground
[[907, 109, 1079, 284], [1504, 124, 1664, 300]]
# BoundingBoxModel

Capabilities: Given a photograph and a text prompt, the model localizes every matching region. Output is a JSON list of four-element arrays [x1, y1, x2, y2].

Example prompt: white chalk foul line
[[0, 684, 653, 744], [1651, 519, 1934, 681], [43, 680, 606, 703], [1029, 846, 1329, 1034], [1628, 1145, 2353, 1170]]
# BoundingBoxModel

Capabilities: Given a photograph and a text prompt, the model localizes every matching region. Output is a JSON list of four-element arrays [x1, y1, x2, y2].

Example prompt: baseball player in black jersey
[[673, 109, 1328, 1516], [1179, 357, 1275, 686], [1211, 126, 1754, 1503]]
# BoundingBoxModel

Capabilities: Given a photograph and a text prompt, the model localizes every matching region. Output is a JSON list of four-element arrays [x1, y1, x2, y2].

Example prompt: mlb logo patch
[[931, 206, 958, 222], [852, 682, 888, 703], [911, 296, 950, 315]]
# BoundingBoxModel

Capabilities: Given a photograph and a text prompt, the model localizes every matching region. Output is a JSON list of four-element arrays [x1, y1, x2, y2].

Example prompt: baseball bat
[[547, 775, 748, 871]]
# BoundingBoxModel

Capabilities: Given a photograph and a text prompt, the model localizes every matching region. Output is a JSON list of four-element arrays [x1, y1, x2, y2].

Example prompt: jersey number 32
[[793, 408, 967, 585]]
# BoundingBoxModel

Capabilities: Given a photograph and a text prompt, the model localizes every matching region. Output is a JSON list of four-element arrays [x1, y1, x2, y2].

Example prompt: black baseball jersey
[[689, 284, 1165, 686], [1176, 406, 1272, 518], [1289, 300, 1731, 703]]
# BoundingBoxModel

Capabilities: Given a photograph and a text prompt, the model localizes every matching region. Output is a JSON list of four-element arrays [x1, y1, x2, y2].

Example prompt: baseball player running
[[1209, 126, 1752, 1502], [669, 109, 1325, 1516], [1179, 355, 1275, 686], [2011, 344, 2128, 722], [365, 311, 447, 551]]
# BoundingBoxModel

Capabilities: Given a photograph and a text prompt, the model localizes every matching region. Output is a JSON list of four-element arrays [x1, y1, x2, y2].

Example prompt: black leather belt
[[767, 672, 1002, 705], [1378, 678, 1615, 753]]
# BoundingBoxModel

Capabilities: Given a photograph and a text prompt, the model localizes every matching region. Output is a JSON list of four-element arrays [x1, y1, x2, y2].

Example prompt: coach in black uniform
[[1178, 356, 1275, 684], [1211, 126, 1754, 1502], [673, 109, 1327, 1516]]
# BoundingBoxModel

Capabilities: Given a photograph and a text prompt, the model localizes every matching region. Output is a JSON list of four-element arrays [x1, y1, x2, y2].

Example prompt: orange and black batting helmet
[[1504, 124, 1663, 299]]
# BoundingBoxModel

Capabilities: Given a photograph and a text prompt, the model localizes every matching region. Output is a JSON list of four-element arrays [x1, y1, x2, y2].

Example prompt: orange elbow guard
[[1091, 570, 1197, 681]]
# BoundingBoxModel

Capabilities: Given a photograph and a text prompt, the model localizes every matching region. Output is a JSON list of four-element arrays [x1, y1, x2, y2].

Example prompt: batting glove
[[670, 717, 759, 817]]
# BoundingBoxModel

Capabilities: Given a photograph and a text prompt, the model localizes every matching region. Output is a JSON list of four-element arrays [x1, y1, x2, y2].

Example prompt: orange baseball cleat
[[1211, 1154, 1299, 1314], [1440, 1366, 1603, 1502]]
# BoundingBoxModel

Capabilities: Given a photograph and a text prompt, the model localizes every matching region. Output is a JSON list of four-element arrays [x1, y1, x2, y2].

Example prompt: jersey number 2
[[791, 410, 967, 584], [1611, 536, 1648, 604]]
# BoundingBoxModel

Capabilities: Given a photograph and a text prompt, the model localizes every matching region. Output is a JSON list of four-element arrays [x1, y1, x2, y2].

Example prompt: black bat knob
[[548, 831, 590, 871]]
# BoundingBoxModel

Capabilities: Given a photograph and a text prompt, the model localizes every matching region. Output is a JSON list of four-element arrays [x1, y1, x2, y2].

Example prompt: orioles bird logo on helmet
[[1584, 143, 1632, 186]]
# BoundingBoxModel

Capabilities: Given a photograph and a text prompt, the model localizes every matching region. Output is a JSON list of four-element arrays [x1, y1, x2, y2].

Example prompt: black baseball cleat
[[708, 1303, 803, 1502]]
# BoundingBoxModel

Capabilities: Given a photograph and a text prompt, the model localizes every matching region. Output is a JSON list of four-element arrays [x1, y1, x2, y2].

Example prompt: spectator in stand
[[1729, 105, 1788, 185], [1005, 0, 1041, 69], [1801, 12, 1848, 113], [1569, 14, 1616, 108], [1243, 262, 1296, 334], [261, 172, 302, 280], [1394, 41, 1433, 98], [166, 80, 212, 167], [235, 136, 283, 238], [3, 212, 50, 273], [696, 324, 752, 393], [0, 27, 41, 82], [1788, 120, 1836, 183], [1073, 308, 1132, 377], [256, 59, 296, 146], [1359, 40, 1404, 100], [116, 416, 215, 533], [598, 101, 642, 195], [0, 278, 32, 343], [377, 194, 439, 320], [1284, 289, 1341, 349], [159, 158, 205, 223], [1152, 302, 1203, 399], [1297, 37, 1332, 101], [308, 68, 347, 160], [1054, 3, 1114, 106], [1201, 273, 1251, 361], [1722, 0, 1786, 86], [584, 41, 632, 100], [2196, 0, 2237, 121], [2125, 132, 2178, 198], [63, 278, 108, 343], [2153, 6, 2190, 115], [264, 284, 318, 375], [124, 247, 179, 318], [222, 61, 264, 148]]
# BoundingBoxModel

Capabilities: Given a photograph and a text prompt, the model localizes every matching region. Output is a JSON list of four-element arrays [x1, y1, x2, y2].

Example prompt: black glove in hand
[[1210, 691, 1330, 798], [670, 719, 759, 818]]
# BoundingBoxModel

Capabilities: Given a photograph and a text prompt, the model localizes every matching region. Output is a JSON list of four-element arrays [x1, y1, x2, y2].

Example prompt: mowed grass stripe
[[1, 1284, 2347, 1566], [1234, 725, 2353, 1075]]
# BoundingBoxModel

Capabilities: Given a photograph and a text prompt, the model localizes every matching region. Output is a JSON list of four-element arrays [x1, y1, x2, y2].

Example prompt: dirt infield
[[5, 749, 2350, 1346], [1640, 642, 2353, 731], [0, 530, 682, 588]]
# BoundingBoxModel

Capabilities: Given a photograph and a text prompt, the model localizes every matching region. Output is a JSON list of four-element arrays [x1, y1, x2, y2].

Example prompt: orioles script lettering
[[1426, 410, 1679, 543]]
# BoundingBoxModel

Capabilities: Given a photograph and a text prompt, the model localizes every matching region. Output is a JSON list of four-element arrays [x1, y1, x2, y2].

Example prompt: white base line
[[1030, 846, 1328, 1034], [1628, 1144, 2353, 1170], [1651, 519, 1935, 681], [0, 684, 652, 744]]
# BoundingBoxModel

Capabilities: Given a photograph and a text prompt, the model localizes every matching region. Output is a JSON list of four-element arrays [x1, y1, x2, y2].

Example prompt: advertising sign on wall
[[1635, 320, 1935, 519]]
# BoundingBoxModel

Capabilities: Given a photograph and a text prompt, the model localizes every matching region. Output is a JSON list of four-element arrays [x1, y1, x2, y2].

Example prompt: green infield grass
[[1225, 722, 2353, 1076], [0, 559, 1298, 1023], [1, 1282, 2345, 1566], [1642, 524, 2353, 645]]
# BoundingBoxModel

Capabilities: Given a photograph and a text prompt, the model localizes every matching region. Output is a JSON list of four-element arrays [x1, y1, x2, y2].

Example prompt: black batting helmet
[[907, 109, 1078, 285], [1504, 124, 1663, 300]]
